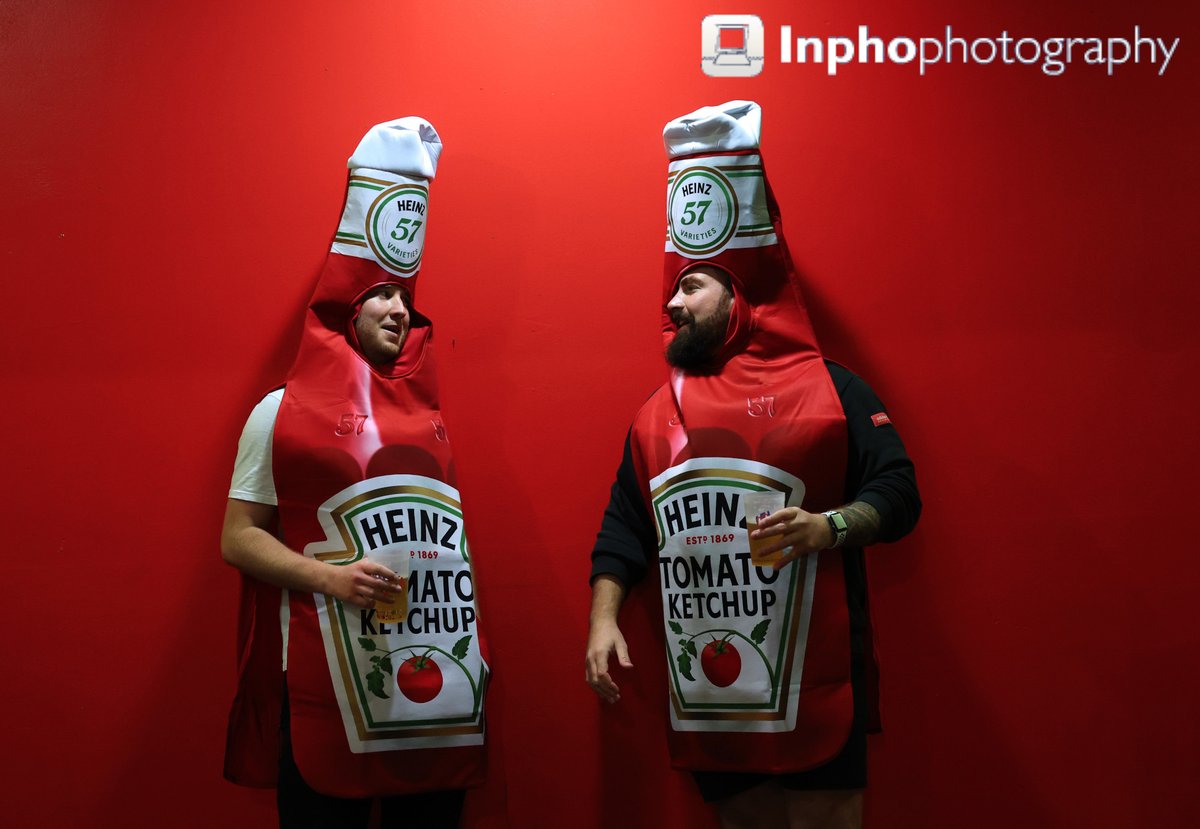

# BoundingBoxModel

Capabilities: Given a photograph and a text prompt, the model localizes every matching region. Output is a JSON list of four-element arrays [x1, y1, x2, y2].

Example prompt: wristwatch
[[822, 510, 848, 548]]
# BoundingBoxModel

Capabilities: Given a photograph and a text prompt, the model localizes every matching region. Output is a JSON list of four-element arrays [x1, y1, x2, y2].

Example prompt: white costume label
[[649, 457, 816, 733], [332, 169, 429, 277], [303, 475, 487, 752], [665, 153, 777, 258]]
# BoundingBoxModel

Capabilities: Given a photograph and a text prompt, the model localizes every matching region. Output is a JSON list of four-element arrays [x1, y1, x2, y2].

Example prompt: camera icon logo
[[701, 15, 765, 77]]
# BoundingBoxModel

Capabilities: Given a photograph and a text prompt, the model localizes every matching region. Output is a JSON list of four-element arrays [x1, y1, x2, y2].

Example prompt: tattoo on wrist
[[839, 501, 882, 548]]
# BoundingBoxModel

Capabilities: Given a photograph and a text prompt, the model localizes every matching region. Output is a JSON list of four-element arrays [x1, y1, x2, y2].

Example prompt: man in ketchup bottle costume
[[585, 101, 921, 828], [221, 117, 489, 828]]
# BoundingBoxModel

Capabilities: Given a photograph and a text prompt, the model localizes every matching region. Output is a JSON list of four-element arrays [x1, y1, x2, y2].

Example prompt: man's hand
[[752, 501, 885, 569], [585, 574, 632, 704], [750, 507, 834, 570], [320, 558, 404, 609], [586, 618, 633, 704]]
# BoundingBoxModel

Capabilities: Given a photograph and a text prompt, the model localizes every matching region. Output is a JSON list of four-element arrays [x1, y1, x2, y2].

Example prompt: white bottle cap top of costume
[[663, 100, 761, 159], [348, 117, 442, 180], [333, 117, 441, 275]]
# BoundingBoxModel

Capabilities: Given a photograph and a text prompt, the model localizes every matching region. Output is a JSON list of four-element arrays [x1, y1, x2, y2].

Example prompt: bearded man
[[585, 101, 920, 829]]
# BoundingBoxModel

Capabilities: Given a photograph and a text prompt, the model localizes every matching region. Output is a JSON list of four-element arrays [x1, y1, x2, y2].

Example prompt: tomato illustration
[[396, 652, 443, 703], [701, 638, 742, 687]]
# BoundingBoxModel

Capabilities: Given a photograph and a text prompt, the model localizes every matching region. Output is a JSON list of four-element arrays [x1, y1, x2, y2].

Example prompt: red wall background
[[2, 1, 1196, 827]]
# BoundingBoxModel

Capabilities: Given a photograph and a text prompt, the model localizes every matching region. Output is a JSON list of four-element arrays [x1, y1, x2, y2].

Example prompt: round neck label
[[667, 166, 738, 256], [366, 183, 429, 275]]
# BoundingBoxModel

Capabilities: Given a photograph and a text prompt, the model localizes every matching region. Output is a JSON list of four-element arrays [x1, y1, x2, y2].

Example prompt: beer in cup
[[744, 490, 786, 567], [370, 548, 410, 624]]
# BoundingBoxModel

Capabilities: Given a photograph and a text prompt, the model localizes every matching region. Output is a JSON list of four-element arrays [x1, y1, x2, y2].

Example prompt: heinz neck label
[[332, 169, 429, 277], [665, 154, 777, 258]]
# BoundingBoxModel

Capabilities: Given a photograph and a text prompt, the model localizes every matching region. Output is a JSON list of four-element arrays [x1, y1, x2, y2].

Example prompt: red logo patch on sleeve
[[870, 412, 892, 427]]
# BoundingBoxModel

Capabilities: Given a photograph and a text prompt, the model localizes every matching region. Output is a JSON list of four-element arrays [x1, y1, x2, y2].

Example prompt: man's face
[[355, 284, 411, 365], [665, 266, 733, 369]]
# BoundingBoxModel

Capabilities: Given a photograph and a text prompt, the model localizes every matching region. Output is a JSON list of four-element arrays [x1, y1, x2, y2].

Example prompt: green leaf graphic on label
[[669, 620, 683, 635], [684, 639, 698, 657], [377, 655, 394, 674], [366, 667, 389, 700], [451, 635, 472, 660], [677, 650, 695, 682], [358, 637, 378, 652], [750, 618, 771, 645]]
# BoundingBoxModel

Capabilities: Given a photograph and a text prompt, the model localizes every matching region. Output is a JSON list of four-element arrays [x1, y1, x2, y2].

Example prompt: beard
[[665, 306, 731, 371]]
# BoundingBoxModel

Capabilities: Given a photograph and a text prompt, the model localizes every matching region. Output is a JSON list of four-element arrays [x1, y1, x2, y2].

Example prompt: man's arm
[[585, 574, 633, 704], [750, 364, 920, 568], [220, 498, 401, 608], [585, 431, 656, 703]]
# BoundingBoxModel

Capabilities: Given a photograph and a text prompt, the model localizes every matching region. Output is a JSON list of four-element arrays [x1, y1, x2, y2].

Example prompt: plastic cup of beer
[[371, 549, 410, 624], [744, 490, 786, 567]]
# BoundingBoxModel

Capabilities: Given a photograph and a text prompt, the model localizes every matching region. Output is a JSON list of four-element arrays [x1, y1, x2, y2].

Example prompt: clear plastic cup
[[744, 490, 785, 566], [371, 548, 410, 623]]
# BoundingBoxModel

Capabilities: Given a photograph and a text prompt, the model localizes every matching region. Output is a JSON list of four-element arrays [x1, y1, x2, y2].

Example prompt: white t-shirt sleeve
[[228, 388, 284, 505]]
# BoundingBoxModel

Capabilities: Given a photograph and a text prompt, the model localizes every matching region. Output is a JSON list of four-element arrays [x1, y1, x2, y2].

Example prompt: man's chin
[[664, 308, 729, 371], [363, 342, 402, 365], [665, 339, 715, 372]]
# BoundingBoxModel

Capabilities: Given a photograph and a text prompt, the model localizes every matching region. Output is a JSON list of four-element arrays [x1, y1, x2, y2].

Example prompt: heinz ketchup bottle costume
[[628, 101, 854, 772], [224, 118, 490, 796]]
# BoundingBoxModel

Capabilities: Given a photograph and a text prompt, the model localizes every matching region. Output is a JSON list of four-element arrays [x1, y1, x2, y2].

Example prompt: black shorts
[[691, 643, 868, 803]]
